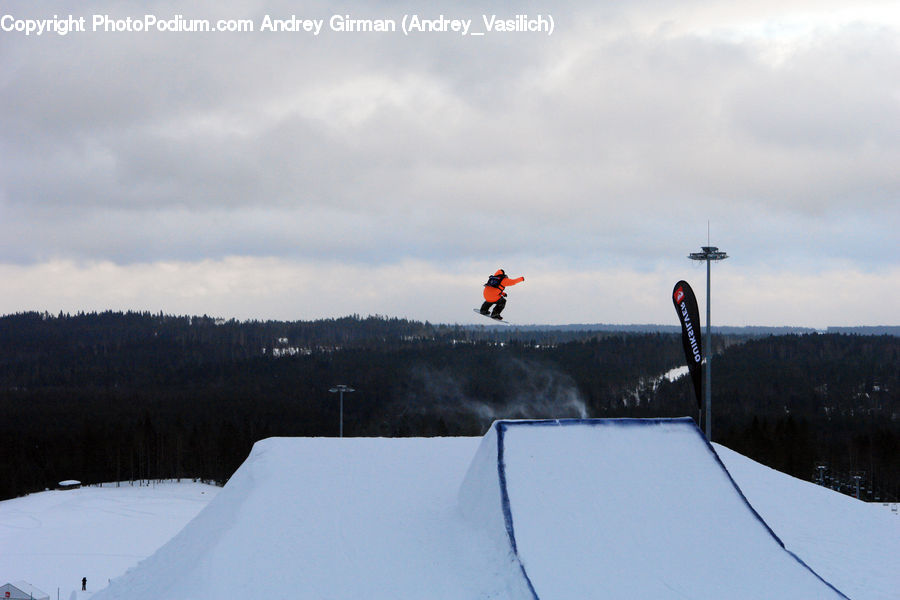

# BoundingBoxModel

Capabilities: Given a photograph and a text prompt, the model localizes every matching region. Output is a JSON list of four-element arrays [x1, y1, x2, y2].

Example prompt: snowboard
[[473, 308, 511, 325]]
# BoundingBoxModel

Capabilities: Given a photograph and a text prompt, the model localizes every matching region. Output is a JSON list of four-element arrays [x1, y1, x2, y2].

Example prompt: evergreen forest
[[1, 311, 897, 503]]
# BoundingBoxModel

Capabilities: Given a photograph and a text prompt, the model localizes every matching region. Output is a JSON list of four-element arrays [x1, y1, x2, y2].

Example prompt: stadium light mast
[[688, 245, 728, 441], [328, 384, 355, 438]]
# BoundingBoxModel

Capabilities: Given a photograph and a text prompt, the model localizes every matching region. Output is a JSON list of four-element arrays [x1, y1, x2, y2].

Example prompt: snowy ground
[[714, 445, 900, 600], [0, 481, 218, 600], [1, 426, 897, 600]]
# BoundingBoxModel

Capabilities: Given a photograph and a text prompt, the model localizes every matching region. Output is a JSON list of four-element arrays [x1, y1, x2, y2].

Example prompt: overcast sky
[[1, 0, 898, 326]]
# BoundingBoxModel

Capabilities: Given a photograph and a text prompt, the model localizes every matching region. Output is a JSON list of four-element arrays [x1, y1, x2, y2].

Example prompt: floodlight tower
[[688, 245, 728, 441], [328, 384, 355, 438]]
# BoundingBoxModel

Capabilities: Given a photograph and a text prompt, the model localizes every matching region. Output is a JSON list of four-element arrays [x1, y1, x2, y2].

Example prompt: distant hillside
[[1, 311, 897, 503], [501, 324, 899, 336], [824, 326, 900, 336], [0, 311, 683, 499]]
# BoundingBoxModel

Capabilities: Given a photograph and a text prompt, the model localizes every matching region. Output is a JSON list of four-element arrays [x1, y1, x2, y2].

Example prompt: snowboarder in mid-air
[[479, 269, 524, 320]]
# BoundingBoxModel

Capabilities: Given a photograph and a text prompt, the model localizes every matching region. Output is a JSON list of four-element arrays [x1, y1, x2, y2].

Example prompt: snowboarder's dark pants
[[480, 297, 506, 316]]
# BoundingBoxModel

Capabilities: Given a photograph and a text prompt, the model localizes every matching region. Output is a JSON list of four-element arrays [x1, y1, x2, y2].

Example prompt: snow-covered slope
[[3, 423, 897, 600], [0, 481, 218, 599], [92, 437, 515, 599], [460, 419, 847, 599], [715, 444, 900, 600], [89, 419, 860, 600]]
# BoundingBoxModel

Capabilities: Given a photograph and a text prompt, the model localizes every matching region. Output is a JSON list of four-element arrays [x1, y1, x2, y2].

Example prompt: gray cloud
[[0, 0, 897, 324]]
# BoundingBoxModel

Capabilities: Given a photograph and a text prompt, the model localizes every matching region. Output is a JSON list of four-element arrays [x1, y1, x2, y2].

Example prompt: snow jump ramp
[[93, 418, 849, 599], [459, 418, 848, 599]]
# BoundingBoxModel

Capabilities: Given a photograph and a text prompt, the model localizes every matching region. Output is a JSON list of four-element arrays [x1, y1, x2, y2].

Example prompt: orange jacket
[[483, 269, 524, 302]]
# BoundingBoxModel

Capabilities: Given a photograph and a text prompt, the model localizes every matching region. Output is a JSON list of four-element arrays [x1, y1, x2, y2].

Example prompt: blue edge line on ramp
[[493, 417, 850, 600]]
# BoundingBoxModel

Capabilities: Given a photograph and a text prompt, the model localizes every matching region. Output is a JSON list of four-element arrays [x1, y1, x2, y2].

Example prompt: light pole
[[816, 463, 828, 486], [852, 472, 865, 499], [688, 245, 728, 441], [328, 384, 355, 438]]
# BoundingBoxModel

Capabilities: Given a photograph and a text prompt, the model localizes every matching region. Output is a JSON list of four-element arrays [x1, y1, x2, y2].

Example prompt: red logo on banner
[[674, 287, 685, 304]]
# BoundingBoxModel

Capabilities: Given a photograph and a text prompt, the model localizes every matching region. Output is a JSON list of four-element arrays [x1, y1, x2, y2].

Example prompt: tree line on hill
[[0, 311, 897, 502], [651, 333, 899, 500]]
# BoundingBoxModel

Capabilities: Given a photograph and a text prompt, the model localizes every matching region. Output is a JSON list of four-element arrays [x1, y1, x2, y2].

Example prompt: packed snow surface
[[460, 419, 846, 599], [714, 444, 900, 600], [92, 437, 509, 599], [2, 419, 898, 599]]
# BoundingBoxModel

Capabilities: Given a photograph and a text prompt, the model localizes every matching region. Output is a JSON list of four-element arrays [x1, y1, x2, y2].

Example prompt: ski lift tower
[[688, 245, 728, 441]]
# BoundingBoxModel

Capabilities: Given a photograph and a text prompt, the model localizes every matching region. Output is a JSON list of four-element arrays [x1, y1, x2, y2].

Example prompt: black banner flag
[[672, 280, 703, 409]]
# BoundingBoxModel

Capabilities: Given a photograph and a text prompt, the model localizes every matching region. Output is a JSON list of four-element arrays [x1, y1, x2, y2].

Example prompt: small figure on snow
[[82, 577, 87, 591], [479, 269, 524, 320]]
